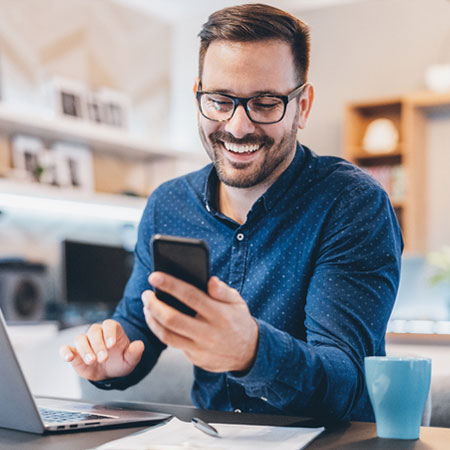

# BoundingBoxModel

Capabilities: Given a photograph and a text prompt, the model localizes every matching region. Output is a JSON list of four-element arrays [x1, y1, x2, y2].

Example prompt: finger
[[146, 312, 196, 351], [123, 340, 145, 367], [68, 348, 91, 372], [74, 333, 97, 365], [207, 276, 242, 304], [141, 289, 153, 308], [60, 344, 90, 372], [149, 272, 214, 317], [143, 289, 205, 338], [59, 344, 75, 362], [102, 319, 123, 349], [86, 324, 108, 362]]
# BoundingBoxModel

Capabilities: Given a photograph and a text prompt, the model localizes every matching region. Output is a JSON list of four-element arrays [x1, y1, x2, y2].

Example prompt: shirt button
[[236, 233, 244, 241], [234, 408, 242, 413]]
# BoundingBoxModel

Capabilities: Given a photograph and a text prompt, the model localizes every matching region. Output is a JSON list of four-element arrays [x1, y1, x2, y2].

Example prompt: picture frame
[[47, 77, 130, 129], [52, 142, 94, 191], [95, 87, 130, 129], [51, 76, 88, 119], [10, 135, 90, 187], [85, 92, 105, 124], [11, 135, 48, 182]]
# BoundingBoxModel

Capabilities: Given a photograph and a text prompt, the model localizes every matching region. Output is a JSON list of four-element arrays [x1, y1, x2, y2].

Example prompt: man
[[61, 4, 403, 422]]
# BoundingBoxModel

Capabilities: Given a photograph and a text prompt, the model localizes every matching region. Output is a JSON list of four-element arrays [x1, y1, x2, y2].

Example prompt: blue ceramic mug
[[364, 356, 431, 440]]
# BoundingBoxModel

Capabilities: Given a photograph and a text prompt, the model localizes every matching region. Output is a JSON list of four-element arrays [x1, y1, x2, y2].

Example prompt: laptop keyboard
[[39, 407, 113, 424]]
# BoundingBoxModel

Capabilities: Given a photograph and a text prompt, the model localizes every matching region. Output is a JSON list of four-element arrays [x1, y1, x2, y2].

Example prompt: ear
[[193, 78, 200, 94], [297, 83, 314, 130], [193, 78, 200, 111]]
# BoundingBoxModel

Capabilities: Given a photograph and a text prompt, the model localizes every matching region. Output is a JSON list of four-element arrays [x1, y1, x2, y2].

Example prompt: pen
[[191, 417, 221, 438]]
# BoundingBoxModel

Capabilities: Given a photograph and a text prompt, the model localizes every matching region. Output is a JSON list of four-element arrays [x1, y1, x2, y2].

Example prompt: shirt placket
[[225, 227, 249, 411], [227, 228, 248, 291]]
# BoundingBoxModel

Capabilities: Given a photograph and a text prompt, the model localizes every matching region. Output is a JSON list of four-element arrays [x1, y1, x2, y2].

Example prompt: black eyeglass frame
[[196, 83, 307, 125]]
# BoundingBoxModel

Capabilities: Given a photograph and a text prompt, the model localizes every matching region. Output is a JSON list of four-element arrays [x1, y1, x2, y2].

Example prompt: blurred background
[[0, 0, 449, 332]]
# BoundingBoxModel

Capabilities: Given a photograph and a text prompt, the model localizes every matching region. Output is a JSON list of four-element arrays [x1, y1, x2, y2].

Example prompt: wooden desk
[[1, 401, 449, 449]]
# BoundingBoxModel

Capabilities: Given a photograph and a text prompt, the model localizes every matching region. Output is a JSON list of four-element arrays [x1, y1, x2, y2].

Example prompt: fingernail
[[106, 337, 115, 348], [84, 353, 94, 364], [64, 353, 72, 362], [97, 351, 107, 361]]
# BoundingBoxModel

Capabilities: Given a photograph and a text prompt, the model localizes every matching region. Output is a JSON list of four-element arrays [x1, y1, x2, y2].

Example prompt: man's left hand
[[141, 273, 259, 373]]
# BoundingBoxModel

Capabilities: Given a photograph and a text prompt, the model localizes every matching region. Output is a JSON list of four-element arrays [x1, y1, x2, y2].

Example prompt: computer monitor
[[62, 240, 133, 306]]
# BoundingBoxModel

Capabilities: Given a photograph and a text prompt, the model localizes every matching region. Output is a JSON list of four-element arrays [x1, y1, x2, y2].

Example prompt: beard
[[198, 108, 300, 189]]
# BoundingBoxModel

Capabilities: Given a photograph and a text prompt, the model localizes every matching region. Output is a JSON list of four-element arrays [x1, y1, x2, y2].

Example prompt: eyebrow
[[202, 88, 285, 97]]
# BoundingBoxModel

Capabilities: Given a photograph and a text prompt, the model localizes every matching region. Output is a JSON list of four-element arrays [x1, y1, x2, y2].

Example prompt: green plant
[[33, 164, 44, 182], [427, 246, 450, 287]]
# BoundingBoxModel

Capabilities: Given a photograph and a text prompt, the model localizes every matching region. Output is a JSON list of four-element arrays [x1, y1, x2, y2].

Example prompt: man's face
[[197, 39, 302, 189]]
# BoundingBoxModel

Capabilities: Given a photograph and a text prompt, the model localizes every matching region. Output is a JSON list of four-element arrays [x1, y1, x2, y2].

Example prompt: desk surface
[[1, 400, 449, 449]]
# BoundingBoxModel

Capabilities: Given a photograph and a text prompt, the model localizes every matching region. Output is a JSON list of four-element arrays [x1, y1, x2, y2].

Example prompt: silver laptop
[[0, 308, 170, 434]]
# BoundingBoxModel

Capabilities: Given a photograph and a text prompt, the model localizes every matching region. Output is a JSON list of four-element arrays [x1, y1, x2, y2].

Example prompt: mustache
[[209, 131, 274, 147]]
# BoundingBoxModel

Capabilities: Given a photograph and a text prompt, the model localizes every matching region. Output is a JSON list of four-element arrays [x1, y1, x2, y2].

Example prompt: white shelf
[[0, 179, 146, 223], [0, 103, 182, 160]]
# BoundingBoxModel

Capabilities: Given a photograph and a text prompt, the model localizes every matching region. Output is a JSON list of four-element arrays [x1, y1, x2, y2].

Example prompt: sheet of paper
[[92, 417, 324, 450]]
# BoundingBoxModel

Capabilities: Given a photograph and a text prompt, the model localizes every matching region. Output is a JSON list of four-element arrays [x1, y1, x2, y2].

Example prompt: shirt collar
[[261, 142, 306, 212], [203, 165, 218, 214], [203, 142, 306, 215]]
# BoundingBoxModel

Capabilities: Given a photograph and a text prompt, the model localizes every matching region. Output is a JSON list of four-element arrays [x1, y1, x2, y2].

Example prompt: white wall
[[296, 0, 450, 155], [168, 18, 203, 153]]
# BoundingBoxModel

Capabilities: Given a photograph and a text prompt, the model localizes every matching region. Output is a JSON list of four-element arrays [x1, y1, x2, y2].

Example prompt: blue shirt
[[101, 144, 403, 422]]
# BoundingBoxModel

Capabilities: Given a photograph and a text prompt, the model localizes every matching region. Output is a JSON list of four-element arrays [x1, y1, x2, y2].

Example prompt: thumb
[[124, 340, 144, 367]]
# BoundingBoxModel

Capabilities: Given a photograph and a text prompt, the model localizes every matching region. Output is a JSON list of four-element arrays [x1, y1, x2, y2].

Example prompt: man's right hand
[[59, 319, 145, 381]]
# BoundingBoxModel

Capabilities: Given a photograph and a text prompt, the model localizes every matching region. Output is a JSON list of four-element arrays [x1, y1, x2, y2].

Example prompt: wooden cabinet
[[344, 91, 450, 253]]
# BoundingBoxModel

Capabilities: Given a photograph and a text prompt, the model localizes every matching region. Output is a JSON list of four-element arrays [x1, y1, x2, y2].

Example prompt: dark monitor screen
[[63, 240, 133, 305]]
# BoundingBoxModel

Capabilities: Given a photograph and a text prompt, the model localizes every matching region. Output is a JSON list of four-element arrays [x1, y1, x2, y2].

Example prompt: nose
[[224, 104, 256, 138]]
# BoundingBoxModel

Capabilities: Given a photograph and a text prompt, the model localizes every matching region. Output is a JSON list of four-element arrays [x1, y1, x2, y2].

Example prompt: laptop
[[0, 308, 170, 434]]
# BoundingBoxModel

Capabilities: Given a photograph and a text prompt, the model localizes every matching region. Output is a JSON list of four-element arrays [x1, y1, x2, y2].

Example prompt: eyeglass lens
[[200, 93, 285, 123]]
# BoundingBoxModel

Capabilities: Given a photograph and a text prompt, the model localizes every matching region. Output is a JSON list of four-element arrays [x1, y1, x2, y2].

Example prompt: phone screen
[[151, 234, 210, 316]]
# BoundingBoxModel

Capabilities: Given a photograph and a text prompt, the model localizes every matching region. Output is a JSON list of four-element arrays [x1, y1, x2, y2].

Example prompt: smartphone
[[151, 234, 210, 316]]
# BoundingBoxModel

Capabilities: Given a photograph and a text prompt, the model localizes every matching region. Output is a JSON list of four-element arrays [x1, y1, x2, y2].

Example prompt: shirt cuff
[[228, 318, 291, 387], [89, 376, 132, 391]]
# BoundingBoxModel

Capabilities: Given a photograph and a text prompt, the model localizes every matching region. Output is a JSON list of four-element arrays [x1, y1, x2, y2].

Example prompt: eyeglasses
[[196, 83, 307, 125]]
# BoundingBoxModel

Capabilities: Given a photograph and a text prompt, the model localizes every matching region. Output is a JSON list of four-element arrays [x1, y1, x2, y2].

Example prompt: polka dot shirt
[[106, 144, 403, 422]]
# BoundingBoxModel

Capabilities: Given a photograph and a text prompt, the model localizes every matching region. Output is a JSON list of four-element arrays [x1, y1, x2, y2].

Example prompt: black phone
[[151, 234, 210, 316]]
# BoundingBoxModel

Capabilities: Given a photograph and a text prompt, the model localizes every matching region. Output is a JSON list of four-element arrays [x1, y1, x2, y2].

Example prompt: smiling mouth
[[222, 141, 262, 154]]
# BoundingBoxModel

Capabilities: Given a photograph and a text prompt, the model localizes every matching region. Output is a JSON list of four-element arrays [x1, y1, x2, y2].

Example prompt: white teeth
[[223, 142, 260, 153]]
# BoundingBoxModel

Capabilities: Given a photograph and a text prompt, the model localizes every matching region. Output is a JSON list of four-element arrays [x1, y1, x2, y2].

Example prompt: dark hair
[[198, 3, 310, 84]]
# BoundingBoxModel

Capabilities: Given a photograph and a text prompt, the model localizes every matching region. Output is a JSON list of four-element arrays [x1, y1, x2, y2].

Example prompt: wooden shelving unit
[[344, 91, 450, 253]]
